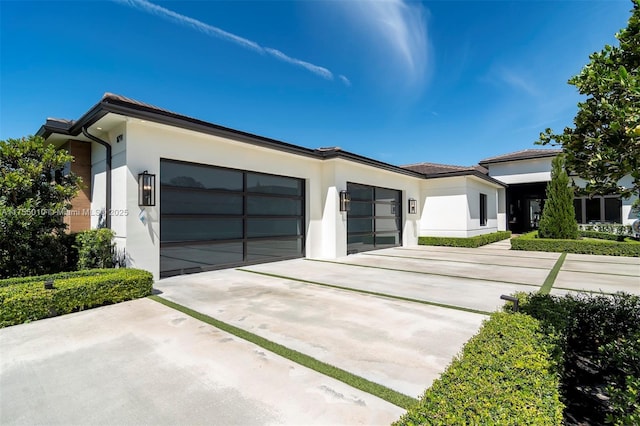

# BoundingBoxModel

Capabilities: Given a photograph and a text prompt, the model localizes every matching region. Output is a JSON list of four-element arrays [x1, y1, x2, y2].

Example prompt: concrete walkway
[[2, 245, 638, 425], [0, 298, 403, 425]]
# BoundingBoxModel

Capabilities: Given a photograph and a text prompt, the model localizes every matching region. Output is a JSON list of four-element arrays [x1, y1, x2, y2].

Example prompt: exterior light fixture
[[138, 171, 156, 206], [500, 294, 519, 312], [339, 190, 351, 212], [408, 198, 417, 214]]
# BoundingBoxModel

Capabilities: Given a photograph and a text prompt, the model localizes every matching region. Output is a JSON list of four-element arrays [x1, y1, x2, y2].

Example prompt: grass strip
[[149, 295, 417, 409], [538, 253, 566, 295], [306, 258, 539, 289], [364, 253, 551, 271], [237, 268, 491, 316]]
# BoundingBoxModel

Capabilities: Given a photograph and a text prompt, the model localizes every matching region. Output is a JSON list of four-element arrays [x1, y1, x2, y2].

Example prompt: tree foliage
[[539, 0, 640, 199], [0, 135, 80, 278], [538, 155, 579, 239]]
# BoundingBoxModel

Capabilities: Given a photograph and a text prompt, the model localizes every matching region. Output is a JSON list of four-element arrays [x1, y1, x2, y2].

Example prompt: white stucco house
[[37, 94, 637, 279]]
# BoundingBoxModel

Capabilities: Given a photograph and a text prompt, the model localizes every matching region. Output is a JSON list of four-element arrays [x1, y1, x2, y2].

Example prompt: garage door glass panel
[[246, 238, 303, 261], [349, 201, 374, 216], [162, 218, 243, 241], [347, 218, 373, 233], [247, 196, 302, 216], [375, 217, 401, 233], [162, 189, 243, 215], [375, 203, 397, 216], [347, 235, 376, 252], [347, 182, 402, 254], [161, 161, 242, 191], [247, 218, 301, 237], [375, 188, 400, 203], [247, 173, 302, 196], [349, 184, 374, 201], [160, 242, 243, 276], [375, 233, 400, 246]]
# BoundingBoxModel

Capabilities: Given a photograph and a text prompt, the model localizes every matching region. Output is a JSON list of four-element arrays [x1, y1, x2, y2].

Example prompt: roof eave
[[424, 170, 507, 187]]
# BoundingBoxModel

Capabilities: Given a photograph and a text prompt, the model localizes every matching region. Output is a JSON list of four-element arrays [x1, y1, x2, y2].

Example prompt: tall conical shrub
[[538, 155, 579, 239]]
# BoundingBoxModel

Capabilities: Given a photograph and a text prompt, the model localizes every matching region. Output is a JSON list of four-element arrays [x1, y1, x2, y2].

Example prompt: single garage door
[[160, 159, 305, 277], [347, 182, 402, 254]]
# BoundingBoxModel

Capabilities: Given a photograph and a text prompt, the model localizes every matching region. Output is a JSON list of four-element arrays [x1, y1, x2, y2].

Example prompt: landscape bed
[[0, 268, 153, 328], [511, 231, 640, 257]]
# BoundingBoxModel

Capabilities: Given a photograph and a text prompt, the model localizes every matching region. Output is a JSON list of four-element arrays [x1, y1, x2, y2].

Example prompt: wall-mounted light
[[408, 198, 417, 214], [138, 171, 156, 206], [339, 190, 351, 212]]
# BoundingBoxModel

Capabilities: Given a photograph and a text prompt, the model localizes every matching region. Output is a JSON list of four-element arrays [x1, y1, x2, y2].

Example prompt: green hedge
[[0, 269, 119, 288], [395, 312, 563, 426], [0, 268, 153, 328], [511, 231, 640, 257], [418, 231, 512, 248], [579, 230, 625, 241], [510, 292, 640, 425]]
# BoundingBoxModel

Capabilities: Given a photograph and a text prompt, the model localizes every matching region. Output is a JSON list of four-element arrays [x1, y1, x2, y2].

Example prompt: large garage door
[[160, 159, 305, 277], [347, 182, 402, 254]]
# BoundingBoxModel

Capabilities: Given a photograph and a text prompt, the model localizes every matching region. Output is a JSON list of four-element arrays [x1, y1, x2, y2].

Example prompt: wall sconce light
[[138, 170, 156, 206], [339, 190, 351, 212], [408, 198, 417, 214]]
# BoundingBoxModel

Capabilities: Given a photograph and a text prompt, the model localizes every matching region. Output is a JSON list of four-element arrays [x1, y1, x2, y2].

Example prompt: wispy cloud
[[113, 0, 345, 83], [338, 0, 429, 87], [339, 75, 352, 87], [495, 67, 540, 97]]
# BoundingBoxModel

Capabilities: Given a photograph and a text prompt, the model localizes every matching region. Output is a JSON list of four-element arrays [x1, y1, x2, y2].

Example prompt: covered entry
[[160, 159, 305, 277], [346, 182, 402, 254]]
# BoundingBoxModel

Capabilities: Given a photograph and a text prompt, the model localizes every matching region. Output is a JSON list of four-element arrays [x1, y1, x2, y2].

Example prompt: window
[[480, 193, 487, 226], [573, 196, 622, 224]]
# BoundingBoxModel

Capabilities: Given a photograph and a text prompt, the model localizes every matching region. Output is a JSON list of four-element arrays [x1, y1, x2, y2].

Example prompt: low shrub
[[511, 231, 640, 257], [579, 223, 633, 236], [75, 228, 116, 269], [579, 230, 626, 241], [0, 268, 153, 328], [418, 231, 512, 248], [395, 312, 563, 426], [510, 292, 640, 425]]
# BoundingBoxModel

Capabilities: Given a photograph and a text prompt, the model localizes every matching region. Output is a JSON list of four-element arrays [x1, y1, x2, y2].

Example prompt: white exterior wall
[[98, 119, 422, 279], [419, 176, 500, 237], [487, 158, 553, 184]]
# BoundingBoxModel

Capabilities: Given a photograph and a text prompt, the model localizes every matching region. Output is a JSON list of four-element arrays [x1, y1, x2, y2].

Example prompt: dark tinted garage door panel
[[160, 159, 305, 277]]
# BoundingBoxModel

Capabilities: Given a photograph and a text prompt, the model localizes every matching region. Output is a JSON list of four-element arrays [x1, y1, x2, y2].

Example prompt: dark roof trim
[[423, 169, 508, 187], [37, 94, 424, 179], [479, 149, 561, 165]]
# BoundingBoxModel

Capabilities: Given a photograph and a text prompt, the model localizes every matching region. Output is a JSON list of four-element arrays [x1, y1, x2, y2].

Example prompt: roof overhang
[[423, 169, 507, 188], [37, 94, 425, 179]]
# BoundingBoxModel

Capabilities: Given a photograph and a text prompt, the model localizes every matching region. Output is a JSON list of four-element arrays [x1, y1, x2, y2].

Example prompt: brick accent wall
[[61, 140, 92, 233]]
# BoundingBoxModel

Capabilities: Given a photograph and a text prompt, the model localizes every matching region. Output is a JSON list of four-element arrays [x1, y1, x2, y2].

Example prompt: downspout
[[81, 127, 111, 229]]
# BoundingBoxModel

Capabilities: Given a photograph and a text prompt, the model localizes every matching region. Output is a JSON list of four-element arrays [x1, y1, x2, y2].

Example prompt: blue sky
[[0, 0, 633, 166]]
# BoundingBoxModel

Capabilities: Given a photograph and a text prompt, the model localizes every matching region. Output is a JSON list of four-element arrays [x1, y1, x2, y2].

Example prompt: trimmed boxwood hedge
[[511, 231, 640, 257], [579, 230, 626, 242], [418, 231, 512, 248], [395, 312, 563, 426], [0, 268, 153, 328]]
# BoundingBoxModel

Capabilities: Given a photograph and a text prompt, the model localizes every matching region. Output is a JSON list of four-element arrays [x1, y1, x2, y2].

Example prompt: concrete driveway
[[2, 244, 638, 425]]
